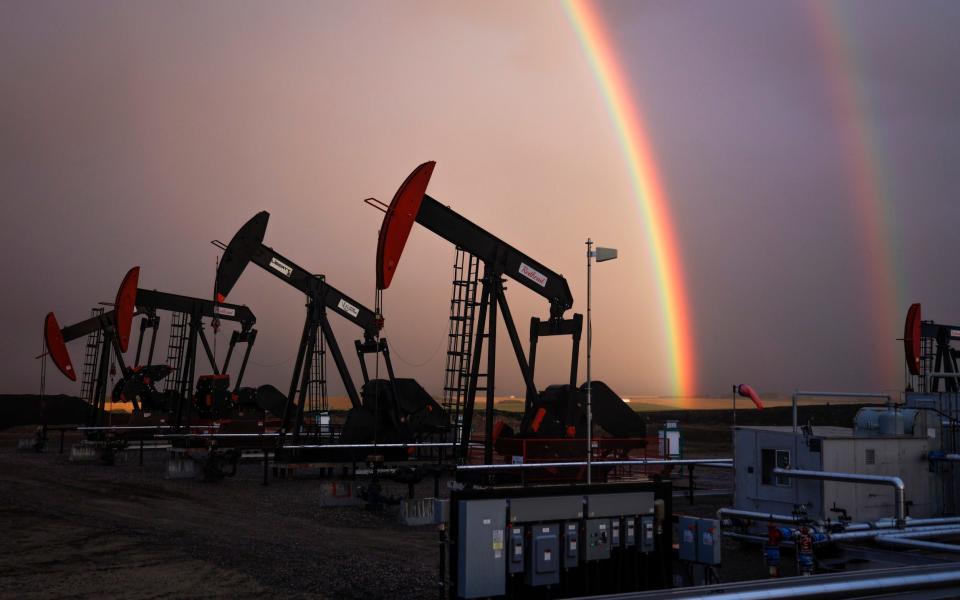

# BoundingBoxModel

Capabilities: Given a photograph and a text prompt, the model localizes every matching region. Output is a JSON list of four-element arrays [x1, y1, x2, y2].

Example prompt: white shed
[[733, 426, 935, 523]]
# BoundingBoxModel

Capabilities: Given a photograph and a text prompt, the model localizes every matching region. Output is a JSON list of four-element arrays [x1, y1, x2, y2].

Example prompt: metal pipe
[[718, 508, 960, 533], [723, 531, 796, 547], [599, 563, 960, 599], [876, 536, 960, 554], [275, 442, 458, 450], [723, 524, 960, 546], [78, 425, 214, 431], [828, 524, 960, 542], [586, 237, 593, 485], [717, 507, 816, 525], [457, 458, 733, 471], [773, 467, 905, 525], [156, 433, 280, 438], [791, 391, 892, 433], [844, 516, 960, 531]]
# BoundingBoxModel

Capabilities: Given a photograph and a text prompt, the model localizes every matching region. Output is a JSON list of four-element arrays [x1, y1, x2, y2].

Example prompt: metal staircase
[[79, 307, 105, 405], [442, 248, 482, 444], [163, 311, 188, 394]]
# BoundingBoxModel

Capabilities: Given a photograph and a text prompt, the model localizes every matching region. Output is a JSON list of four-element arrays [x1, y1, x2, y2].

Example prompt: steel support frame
[[458, 264, 543, 464]]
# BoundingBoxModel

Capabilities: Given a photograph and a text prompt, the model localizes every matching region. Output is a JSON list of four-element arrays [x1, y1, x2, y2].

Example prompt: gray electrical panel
[[585, 519, 612, 561], [696, 518, 721, 565], [452, 483, 672, 598], [624, 516, 636, 547], [640, 515, 655, 553], [457, 499, 507, 599], [526, 523, 560, 587], [509, 525, 524, 574], [510, 495, 583, 522], [679, 516, 697, 561], [586, 492, 655, 518], [563, 521, 579, 569]]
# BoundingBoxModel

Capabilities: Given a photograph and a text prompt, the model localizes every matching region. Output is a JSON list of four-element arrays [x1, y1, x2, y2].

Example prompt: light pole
[[586, 238, 617, 484]]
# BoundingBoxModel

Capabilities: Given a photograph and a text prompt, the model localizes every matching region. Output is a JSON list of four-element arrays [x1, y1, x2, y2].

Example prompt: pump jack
[[214, 212, 447, 450], [904, 303, 960, 393], [374, 162, 646, 465], [44, 267, 271, 428]]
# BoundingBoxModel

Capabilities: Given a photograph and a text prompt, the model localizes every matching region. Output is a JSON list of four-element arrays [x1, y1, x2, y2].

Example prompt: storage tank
[[854, 407, 920, 436], [879, 407, 905, 435]]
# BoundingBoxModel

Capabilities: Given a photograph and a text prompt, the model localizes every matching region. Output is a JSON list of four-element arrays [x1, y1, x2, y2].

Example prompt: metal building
[[734, 425, 935, 522]]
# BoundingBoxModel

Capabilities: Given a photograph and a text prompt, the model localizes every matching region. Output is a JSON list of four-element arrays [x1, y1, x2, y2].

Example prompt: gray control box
[[697, 518, 721, 565], [508, 525, 524, 574], [624, 516, 636, 547], [585, 519, 611, 561], [457, 499, 507, 598], [526, 523, 560, 587], [611, 518, 622, 548], [563, 521, 579, 569], [640, 515, 655, 553]]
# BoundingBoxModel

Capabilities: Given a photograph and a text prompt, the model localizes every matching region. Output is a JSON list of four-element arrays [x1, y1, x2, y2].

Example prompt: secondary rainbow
[[806, 3, 902, 382], [564, 0, 697, 399]]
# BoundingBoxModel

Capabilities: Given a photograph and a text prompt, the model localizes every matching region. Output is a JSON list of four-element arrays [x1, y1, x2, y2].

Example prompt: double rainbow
[[564, 0, 697, 399], [806, 2, 902, 382]]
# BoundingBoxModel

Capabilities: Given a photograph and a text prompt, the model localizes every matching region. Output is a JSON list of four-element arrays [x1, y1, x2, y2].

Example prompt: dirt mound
[[0, 394, 89, 430]]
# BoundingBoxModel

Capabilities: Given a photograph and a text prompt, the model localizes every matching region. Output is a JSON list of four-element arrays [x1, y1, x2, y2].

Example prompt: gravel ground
[[0, 433, 440, 600], [4, 423, 946, 599]]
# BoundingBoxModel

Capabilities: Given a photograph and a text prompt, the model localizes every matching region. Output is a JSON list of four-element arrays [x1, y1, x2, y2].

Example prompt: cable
[[386, 321, 449, 367], [249, 353, 298, 368]]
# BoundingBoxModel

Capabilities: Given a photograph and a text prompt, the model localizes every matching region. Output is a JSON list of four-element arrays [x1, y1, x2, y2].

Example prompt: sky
[[1, 1, 959, 405]]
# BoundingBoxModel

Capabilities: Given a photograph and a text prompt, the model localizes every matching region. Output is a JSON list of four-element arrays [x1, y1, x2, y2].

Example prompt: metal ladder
[[442, 247, 482, 445], [79, 307, 105, 405], [306, 323, 328, 414], [920, 332, 935, 393], [163, 311, 188, 393]]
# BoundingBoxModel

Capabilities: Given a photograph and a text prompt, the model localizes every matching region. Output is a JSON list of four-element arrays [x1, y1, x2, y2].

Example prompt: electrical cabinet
[[456, 499, 507, 599], [696, 518, 721, 565], [586, 492, 655, 518], [526, 523, 560, 587], [640, 515, 655, 553], [508, 525, 524, 574], [679, 515, 698, 562], [677, 516, 722, 565], [509, 495, 583, 523], [563, 521, 579, 569], [624, 516, 636, 547], [585, 518, 612, 561], [451, 482, 672, 599]]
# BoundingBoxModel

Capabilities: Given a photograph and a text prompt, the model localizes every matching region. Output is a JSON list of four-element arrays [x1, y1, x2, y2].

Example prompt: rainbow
[[564, 0, 696, 399], [806, 3, 902, 382]]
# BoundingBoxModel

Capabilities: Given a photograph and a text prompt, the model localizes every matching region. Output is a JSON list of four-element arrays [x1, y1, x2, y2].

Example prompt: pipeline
[[772, 467, 905, 526], [595, 563, 960, 599], [717, 508, 816, 526], [717, 508, 960, 532], [456, 458, 733, 471], [877, 536, 960, 554]]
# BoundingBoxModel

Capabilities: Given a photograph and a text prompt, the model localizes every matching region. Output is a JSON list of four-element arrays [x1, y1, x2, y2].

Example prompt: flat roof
[[735, 425, 929, 441], [734, 425, 855, 438]]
